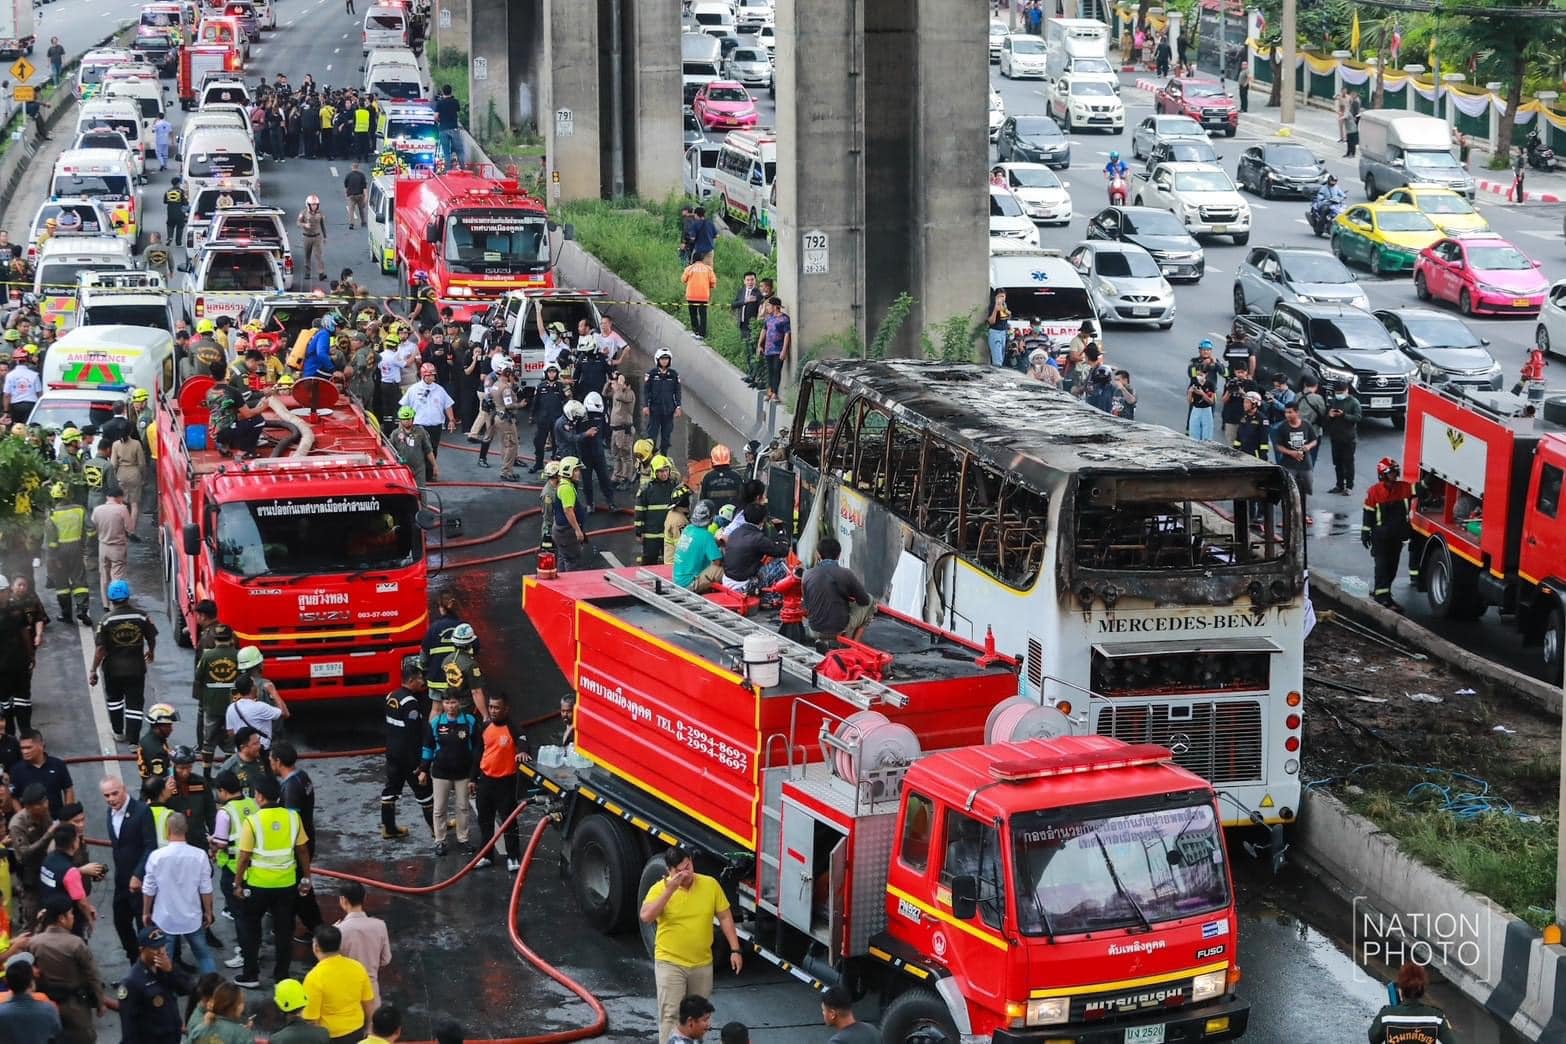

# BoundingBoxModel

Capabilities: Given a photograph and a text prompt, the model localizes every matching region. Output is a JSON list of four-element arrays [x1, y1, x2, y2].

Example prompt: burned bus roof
[[805, 359, 1280, 488]]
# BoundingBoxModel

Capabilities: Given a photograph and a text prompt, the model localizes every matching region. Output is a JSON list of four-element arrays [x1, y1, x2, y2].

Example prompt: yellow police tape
[[5, 281, 688, 310]]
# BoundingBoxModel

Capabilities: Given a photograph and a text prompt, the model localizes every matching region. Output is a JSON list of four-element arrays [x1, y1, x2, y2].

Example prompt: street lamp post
[[1281, 0, 1297, 124]]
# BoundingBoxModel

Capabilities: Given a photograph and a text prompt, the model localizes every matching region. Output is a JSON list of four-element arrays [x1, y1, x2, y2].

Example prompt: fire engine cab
[[157, 376, 430, 700], [1404, 382, 1566, 681], [178, 43, 243, 110], [523, 567, 1249, 1043], [393, 165, 552, 320]]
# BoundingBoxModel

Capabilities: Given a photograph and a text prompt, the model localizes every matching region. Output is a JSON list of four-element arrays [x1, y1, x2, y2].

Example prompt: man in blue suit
[[101, 774, 158, 963]]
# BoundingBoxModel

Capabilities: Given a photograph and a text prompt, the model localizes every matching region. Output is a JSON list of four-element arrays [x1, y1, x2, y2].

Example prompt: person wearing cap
[[673, 501, 725, 593], [1232, 390, 1270, 461], [137, 703, 179, 781], [400, 362, 457, 460], [485, 363, 522, 481], [194, 623, 241, 774], [1323, 379, 1364, 495], [2, 343, 38, 424], [90, 579, 157, 744], [0, 950, 62, 1040], [528, 359, 569, 473], [270, 978, 330, 1043], [166, 745, 215, 852], [634, 455, 677, 566], [388, 406, 436, 490], [233, 774, 312, 988], [437, 623, 486, 720], [551, 457, 590, 572], [643, 348, 683, 455], [1185, 340, 1220, 442], [208, 771, 256, 930], [142, 810, 216, 976], [44, 480, 92, 627], [381, 658, 434, 839]]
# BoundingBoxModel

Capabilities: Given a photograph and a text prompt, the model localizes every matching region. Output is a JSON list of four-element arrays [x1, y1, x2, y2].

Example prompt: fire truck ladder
[[603, 570, 908, 709]]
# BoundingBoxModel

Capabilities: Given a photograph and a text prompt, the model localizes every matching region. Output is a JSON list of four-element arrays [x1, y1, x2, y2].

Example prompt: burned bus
[[780, 360, 1307, 826]]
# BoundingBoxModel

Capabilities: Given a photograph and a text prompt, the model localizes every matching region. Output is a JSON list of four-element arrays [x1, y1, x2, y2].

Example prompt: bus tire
[[569, 814, 642, 935], [1425, 544, 1483, 620], [636, 856, 670, 958], [162, 538, 193, 649], [880, 988, 961, 1044], [1544, 603, 1565, 686]]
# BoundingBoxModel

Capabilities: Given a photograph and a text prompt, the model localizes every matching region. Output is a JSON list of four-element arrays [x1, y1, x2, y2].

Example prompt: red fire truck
[[523, 568, 1249, 1043], [177, 43, 242, 110], [156, 377, 430, 700], [393, 166, 552, 321], [1404, 383, 1566, 680]]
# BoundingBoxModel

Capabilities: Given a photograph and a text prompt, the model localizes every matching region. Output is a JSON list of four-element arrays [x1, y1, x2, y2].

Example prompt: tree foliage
[[0, 437, 62, 547]]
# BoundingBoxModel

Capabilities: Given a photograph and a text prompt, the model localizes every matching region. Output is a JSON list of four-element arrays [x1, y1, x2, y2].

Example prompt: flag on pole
[[1428, 34, 1436, 69], [1390, 20, 1401, 62], [1351, 11, 1361, 54]]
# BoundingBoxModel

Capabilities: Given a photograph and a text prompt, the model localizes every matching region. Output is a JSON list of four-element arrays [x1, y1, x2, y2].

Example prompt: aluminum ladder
[[602, 570, 907, 709]]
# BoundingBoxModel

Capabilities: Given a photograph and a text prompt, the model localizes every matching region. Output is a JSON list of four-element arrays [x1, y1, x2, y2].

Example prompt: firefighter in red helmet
[[1362, 457, 1417, 611]]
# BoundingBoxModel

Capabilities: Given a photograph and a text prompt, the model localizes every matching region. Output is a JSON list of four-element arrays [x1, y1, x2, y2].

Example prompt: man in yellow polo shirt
[[638, 845, 742, 1043], [302, 925, 374, 1043]]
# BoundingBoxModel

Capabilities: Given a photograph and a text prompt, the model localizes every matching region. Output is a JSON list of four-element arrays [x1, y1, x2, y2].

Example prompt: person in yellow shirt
[[302, 924, 374, 1042], [638, 845, 742, 1043]]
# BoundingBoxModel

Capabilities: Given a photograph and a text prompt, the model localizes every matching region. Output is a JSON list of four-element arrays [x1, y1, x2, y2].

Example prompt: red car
[[1154, 77, 1239, 137], [1414, 233, 1549, 316], [691, 81, 759, 131]]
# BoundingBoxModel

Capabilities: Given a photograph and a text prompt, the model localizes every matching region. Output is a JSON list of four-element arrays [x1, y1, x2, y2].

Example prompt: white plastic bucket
[[742, 632, 782, 688]]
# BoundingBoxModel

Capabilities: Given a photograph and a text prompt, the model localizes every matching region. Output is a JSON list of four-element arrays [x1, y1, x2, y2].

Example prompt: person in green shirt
[[186, 980, 256, 1043], [673, 501, 725, 592], [550, 457, 589, 571]]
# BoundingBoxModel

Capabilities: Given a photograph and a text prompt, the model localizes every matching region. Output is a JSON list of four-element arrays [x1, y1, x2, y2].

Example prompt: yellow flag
[[1427, 34, 1436, 68], [1350, 11, 1361, 54]]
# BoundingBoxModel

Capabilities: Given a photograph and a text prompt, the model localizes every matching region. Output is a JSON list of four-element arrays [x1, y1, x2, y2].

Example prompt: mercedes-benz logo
[[1167, 733, 1192, 755]]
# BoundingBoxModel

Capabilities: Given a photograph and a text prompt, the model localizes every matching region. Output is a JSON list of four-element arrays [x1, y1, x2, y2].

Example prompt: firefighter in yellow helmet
[[634, 455, 677, 565], [44, 482, 92, 625], [632, 438, 657, 491]]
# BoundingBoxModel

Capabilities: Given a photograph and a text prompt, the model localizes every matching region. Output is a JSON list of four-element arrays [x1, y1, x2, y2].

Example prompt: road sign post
[[801, 229, 829, 275]]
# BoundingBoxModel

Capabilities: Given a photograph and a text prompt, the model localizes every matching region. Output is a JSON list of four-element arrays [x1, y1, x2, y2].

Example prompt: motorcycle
[[1307, 197, 1346, 237], [1108, 173, 1128, 206], [1526, 131, 1556, 172]]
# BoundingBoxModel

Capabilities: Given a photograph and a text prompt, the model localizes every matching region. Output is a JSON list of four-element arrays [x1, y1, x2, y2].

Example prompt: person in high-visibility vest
[[208, 771, 256, 929], [142, 774, 175, 847], [44, 482, 91, 626], [231, 774, 311, 988]]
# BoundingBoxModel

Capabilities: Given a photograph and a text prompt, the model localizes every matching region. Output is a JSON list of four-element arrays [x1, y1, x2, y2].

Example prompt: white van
[[76, 48, 137, 101], [41, 324, 176, 400], [74, 271, 178, 334], [710, 130, 775, 235], [178, 107, 251, 161], [361, 4, 408, 54], [367, 173, 397, 274], [103, 73, 168, 137], [49, 149, 142, 242], [988, 247, 1098, 349], [27, 199, 113, 261], [33, 236, 137, 332], [180, 126, 259, 197], [75, 99, 148, 174], [363, 49, 425, 101], [690, 0, 737, 37]]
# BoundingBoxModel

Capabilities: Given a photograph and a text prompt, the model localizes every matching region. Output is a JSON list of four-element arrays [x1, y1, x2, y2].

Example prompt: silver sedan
[[1068, 241, 1175, 328]]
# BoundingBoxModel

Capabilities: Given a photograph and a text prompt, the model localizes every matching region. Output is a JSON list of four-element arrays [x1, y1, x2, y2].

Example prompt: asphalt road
[[987, 63, 1565, 682], [0, 10, 1532, 1041]]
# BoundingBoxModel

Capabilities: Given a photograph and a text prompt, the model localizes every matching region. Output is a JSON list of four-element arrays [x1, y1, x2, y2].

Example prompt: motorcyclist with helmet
[[1310, 175, 1347, 232], [1104, 151, 1129, 204]]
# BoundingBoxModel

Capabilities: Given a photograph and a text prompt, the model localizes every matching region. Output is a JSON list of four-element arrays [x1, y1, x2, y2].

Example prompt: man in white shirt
[[224, 675, 288, 751], [141, 811, 216, 973], [597, 316, 630, 368], [3, 355, 39, 423], [400, 363, 457, 460], [375, 343, 403, 426], [335, 880, 391, 1007]]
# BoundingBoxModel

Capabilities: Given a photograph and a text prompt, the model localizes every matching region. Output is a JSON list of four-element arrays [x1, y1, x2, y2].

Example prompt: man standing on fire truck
[[1362, 457, 1417, 612]]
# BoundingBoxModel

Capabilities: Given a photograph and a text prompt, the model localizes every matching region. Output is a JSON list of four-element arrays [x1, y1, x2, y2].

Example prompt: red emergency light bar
[[988, 743, 1173, 782]]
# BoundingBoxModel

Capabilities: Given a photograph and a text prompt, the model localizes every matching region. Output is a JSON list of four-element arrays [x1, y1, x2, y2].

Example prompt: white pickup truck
[[1132, 160, 1251, 244]]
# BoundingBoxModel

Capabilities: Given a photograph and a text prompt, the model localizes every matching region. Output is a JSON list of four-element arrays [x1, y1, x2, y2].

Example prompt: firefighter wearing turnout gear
[[439, 623, 485, 719], [194, 623, 241, 773], [137, 703, 179, 780], [635, 455, 677, 565], [91, 580, 157, 742], [382, 659, 434, 838], [1362, 457, 1417, 612], [45, 482, 92, 625], [1369, 962, 1457, 1044]]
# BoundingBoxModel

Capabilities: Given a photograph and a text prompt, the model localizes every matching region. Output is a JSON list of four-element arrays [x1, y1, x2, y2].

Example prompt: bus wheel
[[163, 543, 193, 649], [636, 856, 669, 958], [1425, 545, 1482, 620], [880, 989, 961, 1044], [1543, 604, 1565, 686], [568, 815, 642, 935]]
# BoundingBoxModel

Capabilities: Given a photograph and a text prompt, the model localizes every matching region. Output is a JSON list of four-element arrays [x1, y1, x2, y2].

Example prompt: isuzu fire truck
[[1403, 382, 1566, 681], [157, 376, 429, 700], [393, 165, 553, 321], [523, 567, 1248, 1043]]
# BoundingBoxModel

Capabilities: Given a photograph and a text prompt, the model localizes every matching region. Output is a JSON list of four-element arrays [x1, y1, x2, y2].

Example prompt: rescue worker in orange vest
[[1362, 457, 1417, 612]]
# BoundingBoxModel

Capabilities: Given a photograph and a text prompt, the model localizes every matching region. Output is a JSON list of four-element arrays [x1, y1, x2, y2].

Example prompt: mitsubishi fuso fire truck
[[522, 567, 1249, 1044], [157, 376, 429, 700], [393, 165, 552, 321], [1403, 382, 1566, 681]]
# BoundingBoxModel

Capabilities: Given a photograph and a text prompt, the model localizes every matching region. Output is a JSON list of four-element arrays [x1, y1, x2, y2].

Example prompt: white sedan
[[1068, 240, 1176, 328], [1536, 279, 1566, 357], [989, 184, 1040, 249], [997, 162, 1071, 225]]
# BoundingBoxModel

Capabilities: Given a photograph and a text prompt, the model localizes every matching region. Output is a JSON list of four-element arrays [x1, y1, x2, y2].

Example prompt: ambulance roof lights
[[988, 743, 1173, 783]]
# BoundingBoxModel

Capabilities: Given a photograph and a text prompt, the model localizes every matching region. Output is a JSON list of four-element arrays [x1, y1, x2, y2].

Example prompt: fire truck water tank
[[985, 697, 1072, 745], [742, 633, 782, 688], [830, 710, 921, 792]]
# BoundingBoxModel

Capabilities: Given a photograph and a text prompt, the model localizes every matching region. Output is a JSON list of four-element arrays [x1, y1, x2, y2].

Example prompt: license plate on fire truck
[[1124, 1025, 1165, 1043], [310, 661, 344, 679]]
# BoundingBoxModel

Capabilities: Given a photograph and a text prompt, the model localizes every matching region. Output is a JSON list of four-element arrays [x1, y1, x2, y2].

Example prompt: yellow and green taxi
[[1330, 202, 1442, 276], [1376, 184, 1490, 235]]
